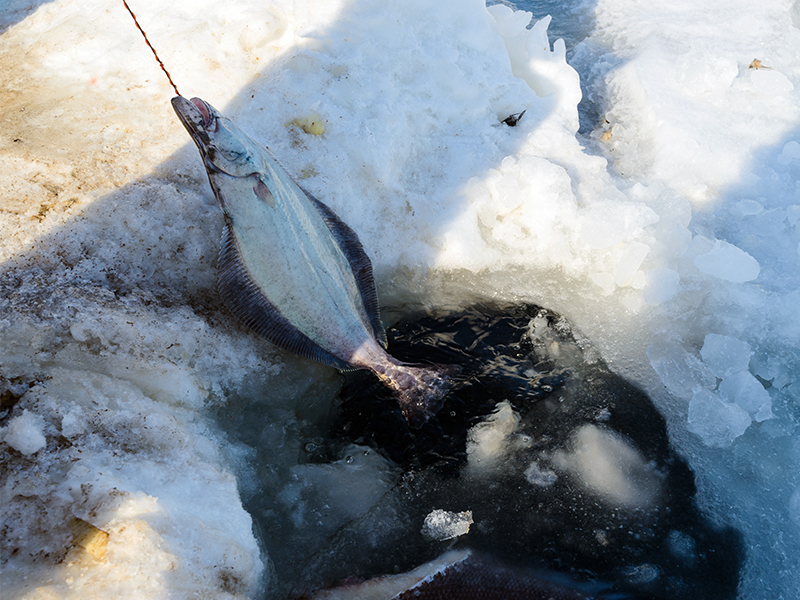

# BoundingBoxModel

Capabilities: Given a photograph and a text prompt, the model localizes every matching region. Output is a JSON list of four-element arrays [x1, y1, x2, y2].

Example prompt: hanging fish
[[172, 97, 456, 426]]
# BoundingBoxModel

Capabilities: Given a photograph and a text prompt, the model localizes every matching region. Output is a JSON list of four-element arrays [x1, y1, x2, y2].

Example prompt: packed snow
[[1, 0, 798, 598]]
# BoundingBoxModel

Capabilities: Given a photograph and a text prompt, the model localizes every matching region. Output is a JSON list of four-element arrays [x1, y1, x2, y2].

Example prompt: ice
[[642, 267, 680, 305], [687, 389, 752, 448], [524, 461, 558, 487], [613, 240, 649, 287], [646, 338, 716, 400], [694, 240, 761, 283], [718, 371, 773, 422], [466, 401, 521, 473], [551, 424, 662, 508], [487, 7, 582, 130], [421, 509, 474, 541], [700, 334, 753, 378], [778, 140, 800, 165]]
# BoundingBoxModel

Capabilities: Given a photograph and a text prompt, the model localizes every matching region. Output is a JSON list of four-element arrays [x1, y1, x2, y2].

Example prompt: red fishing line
[[121, 0, 182, 97]]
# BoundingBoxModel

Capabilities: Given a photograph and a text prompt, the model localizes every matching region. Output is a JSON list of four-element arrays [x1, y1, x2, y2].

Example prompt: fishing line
[[121, 0, 182, 97]]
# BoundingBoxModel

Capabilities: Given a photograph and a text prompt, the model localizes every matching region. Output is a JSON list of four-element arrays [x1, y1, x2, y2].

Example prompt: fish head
[[171, 96, 264, 179]]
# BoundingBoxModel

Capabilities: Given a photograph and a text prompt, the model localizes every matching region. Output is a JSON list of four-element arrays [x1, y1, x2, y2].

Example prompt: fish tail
[[376, 362, 461, 428]]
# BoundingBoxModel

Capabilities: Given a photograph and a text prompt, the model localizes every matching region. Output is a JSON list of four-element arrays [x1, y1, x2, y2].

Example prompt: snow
[[1, 0, 799, 598], [1, 410, 47, 455]]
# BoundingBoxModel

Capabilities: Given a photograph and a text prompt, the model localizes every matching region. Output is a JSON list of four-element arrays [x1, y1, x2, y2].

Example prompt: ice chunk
[[694, 240, 760, 282], [647, 338, 716, 399], [719, 371, 773, 421], [687, 389, 751, 447], [667, 530, 698, 564], [700, 334, 752, 378], [487, 3, 532, 39], [279, 446, 393, 535], [551, 425, 662, 508], [488, 6, 582, 129], [524, 461, 558, 487], [466, 402, 520, 473], [421, 509, 473, 541], [60, 406, 86, 438], [613, 241, 650, 286], [2, 410, 47, 456], [734, 199, 763, 217], [591, 272, 616, 294], [580, 202, 660, 249]]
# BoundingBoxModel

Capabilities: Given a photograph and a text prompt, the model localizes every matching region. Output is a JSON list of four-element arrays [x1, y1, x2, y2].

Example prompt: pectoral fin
[[253, 176, 275, 207]]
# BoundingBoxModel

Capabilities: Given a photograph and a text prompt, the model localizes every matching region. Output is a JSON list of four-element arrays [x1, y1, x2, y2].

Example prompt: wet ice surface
[[232, 305, 743, 599]]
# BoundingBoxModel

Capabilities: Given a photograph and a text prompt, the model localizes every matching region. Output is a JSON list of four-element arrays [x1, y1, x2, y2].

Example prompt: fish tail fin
[[378, 362, 461, 428]]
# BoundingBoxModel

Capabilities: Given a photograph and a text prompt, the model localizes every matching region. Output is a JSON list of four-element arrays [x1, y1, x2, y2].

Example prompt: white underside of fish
[[171, 96, 457, 425]]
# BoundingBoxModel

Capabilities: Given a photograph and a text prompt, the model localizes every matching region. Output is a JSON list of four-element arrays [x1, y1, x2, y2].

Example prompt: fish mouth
[[189, 97, 216, 131], [171, 96, 219, 138]]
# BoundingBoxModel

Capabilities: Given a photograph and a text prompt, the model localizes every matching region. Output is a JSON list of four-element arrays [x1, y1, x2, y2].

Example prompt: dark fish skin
[[305, 550, 597, 600], [392, 553, 592, 600]]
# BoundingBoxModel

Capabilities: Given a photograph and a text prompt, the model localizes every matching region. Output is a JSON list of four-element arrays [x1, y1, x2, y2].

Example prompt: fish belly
[[219, 171, 375, 367]]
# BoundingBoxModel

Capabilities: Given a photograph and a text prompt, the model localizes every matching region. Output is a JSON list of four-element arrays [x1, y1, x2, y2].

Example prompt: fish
[[171, 96, 456, 426], [304, 549, 594, 600]]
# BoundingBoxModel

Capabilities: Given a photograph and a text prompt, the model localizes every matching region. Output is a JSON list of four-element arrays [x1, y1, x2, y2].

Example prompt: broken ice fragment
[[700, 334, 752, 378], [778, 141, 800, 166], [551, 425, 662, 508], [647, 338, 716, 399], [421, 509, 473, 541], [694, 240, 760, 282], [687, 389, 751, 447], [613, 241, 650, 287], [719, 371, 773, 421], [524, 461, 558, 487], [466, 401, 520, 472]]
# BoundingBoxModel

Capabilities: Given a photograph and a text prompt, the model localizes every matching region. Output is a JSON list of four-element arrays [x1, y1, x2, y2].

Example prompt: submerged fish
[[172, 96, 454, 426], [306, 549, 593, 600]]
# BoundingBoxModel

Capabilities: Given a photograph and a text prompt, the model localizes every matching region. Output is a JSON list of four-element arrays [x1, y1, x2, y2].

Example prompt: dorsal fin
[[303, 190, 387, 348], [217, 221, 353, 370]]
